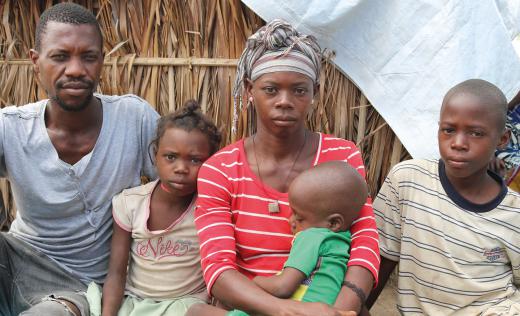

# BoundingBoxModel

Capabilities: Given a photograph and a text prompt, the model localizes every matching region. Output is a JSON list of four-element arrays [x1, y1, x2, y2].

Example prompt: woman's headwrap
[[232, 19, 323, 133]]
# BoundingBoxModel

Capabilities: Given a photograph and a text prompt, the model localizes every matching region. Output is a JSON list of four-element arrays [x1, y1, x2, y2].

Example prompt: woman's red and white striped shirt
[[195, 133, 380, 293]]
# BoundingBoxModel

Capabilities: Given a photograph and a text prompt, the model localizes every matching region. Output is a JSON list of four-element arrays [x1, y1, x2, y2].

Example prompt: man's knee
[[20, 293, 88, 316], [0, 233, 8, 268], [0, 234, 12, 310], [0, 233, 19, 273], [20, 299, 77, 316]]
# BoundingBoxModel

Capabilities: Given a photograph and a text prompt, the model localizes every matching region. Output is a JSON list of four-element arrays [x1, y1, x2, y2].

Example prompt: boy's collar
[[438, 159, 507, 213]]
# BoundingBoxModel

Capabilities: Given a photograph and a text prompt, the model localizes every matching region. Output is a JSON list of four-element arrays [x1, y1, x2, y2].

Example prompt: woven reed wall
[[0, 0, 410, 230]]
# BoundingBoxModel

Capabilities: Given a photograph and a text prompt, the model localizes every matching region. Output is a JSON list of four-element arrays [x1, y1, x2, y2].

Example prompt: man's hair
[[442, 79, 508, 131], [35, 2, 102, 50]]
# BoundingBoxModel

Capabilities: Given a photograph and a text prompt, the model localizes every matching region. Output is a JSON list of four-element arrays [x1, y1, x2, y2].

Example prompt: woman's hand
[[278, 300, 356, 316], [212, 270, 357, 316]]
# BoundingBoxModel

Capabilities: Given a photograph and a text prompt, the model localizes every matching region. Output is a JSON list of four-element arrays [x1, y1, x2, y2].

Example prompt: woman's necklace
[[252, 130, 308, 213]]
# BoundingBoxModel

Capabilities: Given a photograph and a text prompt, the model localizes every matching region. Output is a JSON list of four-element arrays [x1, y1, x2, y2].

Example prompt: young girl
[[87, 100, 221, 316]]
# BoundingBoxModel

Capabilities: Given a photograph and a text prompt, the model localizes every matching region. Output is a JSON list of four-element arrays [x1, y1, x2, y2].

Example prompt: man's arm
[[253, 267, 306, 298], [0, 109, 6, 178], [101, 223, 131, 316], [138, 99, 160, 180], [365, 257, 397, 309]]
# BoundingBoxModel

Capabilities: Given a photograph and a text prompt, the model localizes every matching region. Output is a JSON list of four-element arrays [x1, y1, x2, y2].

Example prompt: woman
[[194, 20, 379, 315]]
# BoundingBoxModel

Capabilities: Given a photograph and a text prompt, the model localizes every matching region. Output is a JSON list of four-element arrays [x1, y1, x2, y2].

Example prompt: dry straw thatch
[[0, 0, 410, 230]]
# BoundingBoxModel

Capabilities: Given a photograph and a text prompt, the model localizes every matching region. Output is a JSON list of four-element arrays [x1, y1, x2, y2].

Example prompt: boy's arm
[[101, 222, 132, 316], [363, 162, 404, 310], [253, 267, 306, 298], [365, 257, 397, 309], [507, 235, 520, 289]]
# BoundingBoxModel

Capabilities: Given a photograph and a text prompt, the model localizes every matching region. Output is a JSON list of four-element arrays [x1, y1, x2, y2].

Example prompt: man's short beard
[[51, 93, 92, 112]]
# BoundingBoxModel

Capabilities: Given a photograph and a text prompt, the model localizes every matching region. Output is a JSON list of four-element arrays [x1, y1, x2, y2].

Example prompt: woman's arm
[[101, 223, 131, 316], [213, 270, 354, 316], [334, 199, 379, 313], [195, 159, 239, 292], [334, 266, 374, 313], [212, 269, 286, 314], [333, 143, 381, 312]]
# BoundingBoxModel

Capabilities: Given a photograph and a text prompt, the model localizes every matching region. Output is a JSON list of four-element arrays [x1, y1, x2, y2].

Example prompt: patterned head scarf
[[232, 19, 323, 133]]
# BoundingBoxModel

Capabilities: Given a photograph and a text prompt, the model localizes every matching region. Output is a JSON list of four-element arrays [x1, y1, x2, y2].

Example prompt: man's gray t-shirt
[[0, 94, 159, 283]]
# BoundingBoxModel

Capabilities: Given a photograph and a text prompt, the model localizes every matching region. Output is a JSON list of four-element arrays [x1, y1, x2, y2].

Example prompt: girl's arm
[[101, 222, 131, 316]]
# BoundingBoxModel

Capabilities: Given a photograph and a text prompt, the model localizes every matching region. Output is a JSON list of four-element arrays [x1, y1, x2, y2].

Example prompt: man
[[0, 3, 158, 315]]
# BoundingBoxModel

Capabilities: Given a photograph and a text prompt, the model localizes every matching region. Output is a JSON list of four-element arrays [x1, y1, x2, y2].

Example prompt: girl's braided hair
[[151, 100, 222, 157]]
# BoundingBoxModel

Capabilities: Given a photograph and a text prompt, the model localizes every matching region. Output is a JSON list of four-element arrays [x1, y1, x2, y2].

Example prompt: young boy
[[188, 161, 367, 316], [368, 79, 520, 315]]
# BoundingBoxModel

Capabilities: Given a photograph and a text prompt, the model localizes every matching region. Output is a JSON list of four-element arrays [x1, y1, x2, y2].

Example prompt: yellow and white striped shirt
[[374, 159, 520, 315]]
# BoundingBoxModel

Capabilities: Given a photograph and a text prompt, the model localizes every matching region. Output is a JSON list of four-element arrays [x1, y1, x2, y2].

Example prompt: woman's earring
[[248, 96, 254, 108]]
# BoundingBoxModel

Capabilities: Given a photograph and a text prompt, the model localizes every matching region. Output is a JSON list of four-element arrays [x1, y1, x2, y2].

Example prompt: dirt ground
[[369, 281, 399, 316]]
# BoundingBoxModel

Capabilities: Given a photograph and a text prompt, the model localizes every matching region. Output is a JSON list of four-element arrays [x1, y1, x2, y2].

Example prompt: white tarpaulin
[[242, 0, 520, 158]]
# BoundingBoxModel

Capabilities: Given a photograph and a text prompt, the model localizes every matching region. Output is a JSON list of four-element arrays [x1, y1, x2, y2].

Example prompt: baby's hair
[[151, 100, 222, 157], [289, 161, 368, 227], [442, 79, 508, 131]]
